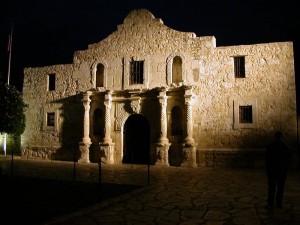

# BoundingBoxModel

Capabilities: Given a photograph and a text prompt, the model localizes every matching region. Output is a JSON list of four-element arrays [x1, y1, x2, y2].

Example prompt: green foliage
[[0, 82, 28, 135]]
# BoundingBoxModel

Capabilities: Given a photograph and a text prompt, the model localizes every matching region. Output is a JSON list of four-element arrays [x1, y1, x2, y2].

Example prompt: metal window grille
[[239, 106, 252, 123], [130, 60, 144, 84], [234, 57, 245, 78], [47, 112, 55, 126], [48, 73, 56, 91]]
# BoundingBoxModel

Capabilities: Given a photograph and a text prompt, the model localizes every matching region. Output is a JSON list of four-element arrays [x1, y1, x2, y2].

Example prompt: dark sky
[[0, 0, 299, 107]]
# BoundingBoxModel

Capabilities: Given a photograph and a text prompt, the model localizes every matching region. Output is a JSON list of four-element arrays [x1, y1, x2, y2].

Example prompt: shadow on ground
[[1, 175, 142, 224]]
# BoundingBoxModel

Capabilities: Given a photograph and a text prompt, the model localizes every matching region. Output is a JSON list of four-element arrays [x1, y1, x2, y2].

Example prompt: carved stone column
[[103, 90, 113, 144], [183, 86, 195, 146], [155, 87, 170, 166], [79, 91, 92, 163], [100, 90, 115, 164], [181, 86, 197, 167]]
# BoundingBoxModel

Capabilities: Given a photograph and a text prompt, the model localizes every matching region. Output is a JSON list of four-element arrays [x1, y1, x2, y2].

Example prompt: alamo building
[[21, 9, 298, 168]]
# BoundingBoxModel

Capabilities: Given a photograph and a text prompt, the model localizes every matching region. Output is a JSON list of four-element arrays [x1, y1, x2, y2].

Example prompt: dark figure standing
[[265, 131, 291, 209]]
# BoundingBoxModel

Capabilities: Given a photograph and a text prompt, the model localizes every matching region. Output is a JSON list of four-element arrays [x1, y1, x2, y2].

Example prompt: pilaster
[[181, 86, 197, 167], [155, 87, 170, 166], [100, 90, 115, 164], [79, 91, 92, 163], [183, 86, 195, 147]]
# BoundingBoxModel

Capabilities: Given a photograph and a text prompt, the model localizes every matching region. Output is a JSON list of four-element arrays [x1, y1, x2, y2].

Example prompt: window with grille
[[47, 112, 55, 126], [130, 60, 144, 85], [48, 73, 56, 91], [239, 106, 252, 123], [234, 56, 245, 78]]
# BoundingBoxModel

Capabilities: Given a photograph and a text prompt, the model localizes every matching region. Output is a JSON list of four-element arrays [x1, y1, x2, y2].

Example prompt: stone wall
[[192, 42, 296, 149]]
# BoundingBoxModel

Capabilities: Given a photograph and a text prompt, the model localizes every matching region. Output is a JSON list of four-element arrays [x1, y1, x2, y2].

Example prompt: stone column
[[184, 87, 195, 146], [103, 90, 113, 144], [100, 90, 115, 164], [181, 86, 197, 167], [79, 91, 92, 163], [155, 87, 170, 166]]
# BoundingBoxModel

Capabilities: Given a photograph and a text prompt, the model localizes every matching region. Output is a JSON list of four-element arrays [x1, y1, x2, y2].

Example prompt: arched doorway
[[123, 114, 150, 164]]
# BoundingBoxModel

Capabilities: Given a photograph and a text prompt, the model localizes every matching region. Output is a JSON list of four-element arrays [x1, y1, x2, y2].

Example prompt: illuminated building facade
[[22, 9, 297, 167]]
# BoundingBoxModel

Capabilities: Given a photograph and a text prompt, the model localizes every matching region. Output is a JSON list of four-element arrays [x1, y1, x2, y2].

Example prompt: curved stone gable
[[123, 8, 158, 25], [82, 9, 201, 58]]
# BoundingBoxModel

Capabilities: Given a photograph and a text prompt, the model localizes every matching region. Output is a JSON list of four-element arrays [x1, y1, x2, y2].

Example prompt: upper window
[[234, 56, 245, 78], [172, 56, 182, 83], [48, 73, 56, 91], [130, 60, 144, 85], [96, 64, 104, 87], [47, 112, 55, 127]]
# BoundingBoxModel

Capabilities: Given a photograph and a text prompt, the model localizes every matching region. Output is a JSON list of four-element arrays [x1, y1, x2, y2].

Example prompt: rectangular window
[[234, 56, 245, 78], [47, 112, 55, 126], [130, 60, 144, 84], [233, 98, 257, 129], [239, 106, 252, 123], [48, 73, 56, 91]]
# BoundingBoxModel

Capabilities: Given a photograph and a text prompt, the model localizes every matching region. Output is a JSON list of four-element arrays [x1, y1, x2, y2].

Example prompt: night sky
[[0, 0, 299, 110]]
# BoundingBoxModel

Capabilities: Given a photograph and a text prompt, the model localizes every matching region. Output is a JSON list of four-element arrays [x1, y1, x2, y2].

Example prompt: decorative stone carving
[[79, 142, 91, 163], [155, 143, 171, 166], [100, 142, 115, 164], [184, 86, 195, 147], [79, 91, 92, 163], [181, 145, 197, 167], [81, 92, 92, 144], [130, 97, 141, 114], [155, 87, 170, 166], [157, 87, 169, 144], [103, 90, 113, 144], [115, 103, 129, 131], [99, 90, 115, 163], [180, 86, 197, 167]]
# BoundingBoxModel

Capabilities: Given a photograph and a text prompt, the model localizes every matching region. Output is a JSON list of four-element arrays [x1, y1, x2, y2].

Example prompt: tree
[[0, 82, 28, 136]]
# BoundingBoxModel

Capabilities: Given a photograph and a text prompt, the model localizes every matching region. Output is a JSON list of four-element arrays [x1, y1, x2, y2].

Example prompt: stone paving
[[1, 156, 300, 225]]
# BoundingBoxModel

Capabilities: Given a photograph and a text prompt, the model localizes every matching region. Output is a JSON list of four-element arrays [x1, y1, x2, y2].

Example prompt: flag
[[7, 23, 13, 85], [7, 23, 13, 52], [7, 35, 11, 52]]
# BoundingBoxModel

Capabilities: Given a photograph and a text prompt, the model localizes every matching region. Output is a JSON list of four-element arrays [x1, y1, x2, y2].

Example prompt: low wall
[[21, 146, 299, 169], [197, 149, 299, 169]]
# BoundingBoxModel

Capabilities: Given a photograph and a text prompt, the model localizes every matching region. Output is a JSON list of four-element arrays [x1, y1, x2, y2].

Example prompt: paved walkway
[[1, 156, 300, 225]]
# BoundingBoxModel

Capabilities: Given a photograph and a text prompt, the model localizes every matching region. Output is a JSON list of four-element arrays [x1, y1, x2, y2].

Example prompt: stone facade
[[21, 9, 298, 168]]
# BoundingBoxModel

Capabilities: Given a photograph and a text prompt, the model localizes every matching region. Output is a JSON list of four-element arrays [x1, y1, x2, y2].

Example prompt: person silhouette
[[265, 131, 291, 209]]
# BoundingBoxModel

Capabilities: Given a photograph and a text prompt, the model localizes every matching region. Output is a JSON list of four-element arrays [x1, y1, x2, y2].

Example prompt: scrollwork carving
[[130, 98, 141, 114]]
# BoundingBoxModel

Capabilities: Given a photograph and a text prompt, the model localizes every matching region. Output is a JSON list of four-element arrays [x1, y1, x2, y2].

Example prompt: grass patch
[[1, 175, 142, 224]]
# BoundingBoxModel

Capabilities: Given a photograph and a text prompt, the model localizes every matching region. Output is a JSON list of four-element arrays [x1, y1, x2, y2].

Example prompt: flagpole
[[3, 23, 13, 157], [7, 23, 13, 85]]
